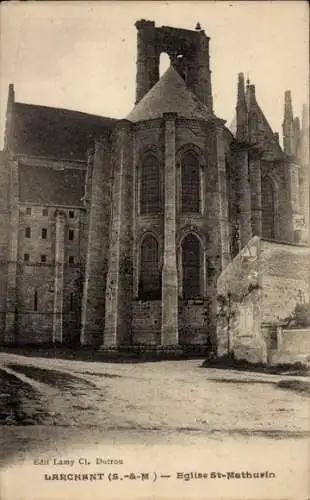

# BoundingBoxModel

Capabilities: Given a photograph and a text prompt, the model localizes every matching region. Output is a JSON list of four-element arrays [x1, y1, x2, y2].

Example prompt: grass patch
[[76, 370, 122, 378], [0, 343, 210, 363], [202, 355, 310, 376], [0, 369, 49, 425], [209, 378, 275, 385], [6, 363, 97, 389], [277, 380, 310, 395]]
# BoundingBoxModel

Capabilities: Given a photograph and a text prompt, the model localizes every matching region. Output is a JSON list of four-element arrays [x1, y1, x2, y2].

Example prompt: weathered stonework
[[0, 20, 308, 365]]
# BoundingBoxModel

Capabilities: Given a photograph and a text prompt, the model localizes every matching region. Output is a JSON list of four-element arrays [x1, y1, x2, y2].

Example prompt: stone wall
[[16, 263, 54, 343], [132, 300, 161, 344], [179, 301, 208, 344], [16, 313, 53, 344], [0, 152, 9, 337], [271, 328, 310, 365], [81, 138, 112, 346], [260, 240, 310, 323], [217, 236, 266, 363], [217, 237, 310, 363]]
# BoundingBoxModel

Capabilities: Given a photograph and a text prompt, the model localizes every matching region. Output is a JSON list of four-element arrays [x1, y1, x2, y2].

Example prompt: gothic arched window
[[139, 235, 161, 300], [262, 177, 276, 239], [182, 234, 201, 299], [140, 155, 161, 214], [181, 152, 200, 213]]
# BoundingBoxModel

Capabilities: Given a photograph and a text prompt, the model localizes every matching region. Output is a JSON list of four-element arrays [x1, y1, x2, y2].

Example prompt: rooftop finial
[[302, 103, 309, 130], [195, 21, 202, 31], [284, 90, 293, 123], [8, 83, 15, 104]]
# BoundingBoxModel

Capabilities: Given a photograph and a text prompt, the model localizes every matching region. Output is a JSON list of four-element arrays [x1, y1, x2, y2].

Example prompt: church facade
[[0, 20, 309, 360]]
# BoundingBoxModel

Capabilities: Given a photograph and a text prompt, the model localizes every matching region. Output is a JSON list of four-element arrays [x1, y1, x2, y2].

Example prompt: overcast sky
[[0, 1, 309, 148]]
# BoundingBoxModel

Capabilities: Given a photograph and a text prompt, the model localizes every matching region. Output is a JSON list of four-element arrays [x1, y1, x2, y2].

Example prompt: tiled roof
[[10, 102, 117, 160], [126, 66, 211, 123], [19, 163, 86, 206]]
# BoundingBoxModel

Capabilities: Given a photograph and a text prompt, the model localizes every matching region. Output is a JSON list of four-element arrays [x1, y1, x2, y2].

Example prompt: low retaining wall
[[271, 328, 310, 364]]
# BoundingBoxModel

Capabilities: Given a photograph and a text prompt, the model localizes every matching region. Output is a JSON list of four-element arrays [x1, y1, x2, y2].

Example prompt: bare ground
[[0, 352, 309, 500], [0, 352, 309, 464]]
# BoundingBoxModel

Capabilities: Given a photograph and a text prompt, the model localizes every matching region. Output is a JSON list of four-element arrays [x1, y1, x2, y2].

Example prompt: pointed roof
[[8, 101, 116, 160], [126, 66, 211, 122]]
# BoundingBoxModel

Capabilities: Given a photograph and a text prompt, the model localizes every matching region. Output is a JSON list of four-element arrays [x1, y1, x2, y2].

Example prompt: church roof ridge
[[126, 66, 212, 123]]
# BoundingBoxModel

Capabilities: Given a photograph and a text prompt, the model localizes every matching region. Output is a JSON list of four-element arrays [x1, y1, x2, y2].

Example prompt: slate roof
[[19, 163, 86, 206], [126, 66, 211, 123], [10, 102, 117, 161]]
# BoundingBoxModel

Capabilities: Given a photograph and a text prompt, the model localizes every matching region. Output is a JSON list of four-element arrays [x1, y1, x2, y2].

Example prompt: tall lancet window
[[181, 152, 200, 213], [139, 235, 161, 300], [140, 155, 161, 214], [262, 177, 276, 239], [182, 234, 201, 299]]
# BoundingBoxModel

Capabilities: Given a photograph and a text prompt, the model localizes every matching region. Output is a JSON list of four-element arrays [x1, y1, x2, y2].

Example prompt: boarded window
[[140, 155, 161, 214], [181, 152, 200, 213], [262, 177, 276, 239], [25, 227, 31, 238], [182, 234, 201, 299], [139, 235, 161, 299]]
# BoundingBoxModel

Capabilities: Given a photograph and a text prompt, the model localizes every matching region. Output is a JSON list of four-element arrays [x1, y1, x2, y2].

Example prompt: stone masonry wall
[[217, 237, 266, 363], [0, 152, 9, 338], [81, 138, 112, 346], [272, 328, 310, 364], [132, 300, 161, 344], [260, 240, 310, 324], [16, 263, 54, 343], [179, 301, 208, 344]]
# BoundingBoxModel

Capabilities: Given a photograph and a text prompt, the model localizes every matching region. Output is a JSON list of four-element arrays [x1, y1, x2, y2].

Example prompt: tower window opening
[[159, 52, 170, 77]]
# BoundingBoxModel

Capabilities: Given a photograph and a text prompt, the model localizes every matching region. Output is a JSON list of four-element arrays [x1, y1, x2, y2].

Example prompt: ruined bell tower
[[135, 19, 213, 112]]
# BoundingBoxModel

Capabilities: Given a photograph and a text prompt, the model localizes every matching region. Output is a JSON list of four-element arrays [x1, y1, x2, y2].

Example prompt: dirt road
[[0, 353, 309, 500]]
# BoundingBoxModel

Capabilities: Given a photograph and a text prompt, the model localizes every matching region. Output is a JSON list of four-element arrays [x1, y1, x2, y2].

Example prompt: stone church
[[0, 20, 309, 360]]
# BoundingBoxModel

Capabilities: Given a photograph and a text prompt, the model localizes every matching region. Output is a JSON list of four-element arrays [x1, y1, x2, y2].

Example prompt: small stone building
[[0, 20, 309, 360]]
